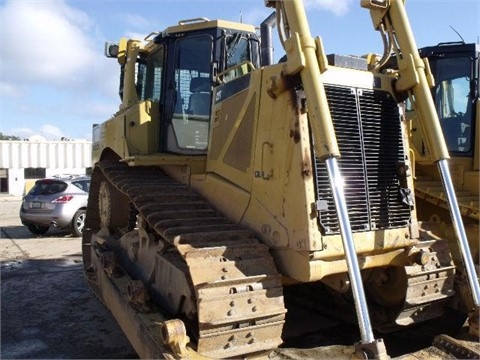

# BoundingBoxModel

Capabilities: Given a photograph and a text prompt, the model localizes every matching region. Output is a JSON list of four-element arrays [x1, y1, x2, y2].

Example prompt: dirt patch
[[1, 196, 137, 359]]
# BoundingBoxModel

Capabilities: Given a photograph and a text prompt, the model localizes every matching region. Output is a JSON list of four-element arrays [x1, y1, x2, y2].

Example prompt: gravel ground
[[0, 195, 137, 359]]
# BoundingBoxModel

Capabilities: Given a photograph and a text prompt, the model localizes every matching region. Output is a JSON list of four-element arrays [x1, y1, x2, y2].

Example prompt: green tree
[[0, 132, 21, 140]]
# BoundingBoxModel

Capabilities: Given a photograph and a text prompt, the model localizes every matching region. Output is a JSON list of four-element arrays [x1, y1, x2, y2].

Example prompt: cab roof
[[164, 18, 256, 35], [419, 42, 480, 57]]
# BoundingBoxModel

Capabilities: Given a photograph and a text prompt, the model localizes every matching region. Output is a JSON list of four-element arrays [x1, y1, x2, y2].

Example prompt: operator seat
[[188, 77, 211, 117]]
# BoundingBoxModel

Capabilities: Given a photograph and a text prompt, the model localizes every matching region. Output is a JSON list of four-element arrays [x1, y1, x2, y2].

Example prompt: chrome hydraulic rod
[[326, 157, 375, 344], [438, 159, 480, 306]]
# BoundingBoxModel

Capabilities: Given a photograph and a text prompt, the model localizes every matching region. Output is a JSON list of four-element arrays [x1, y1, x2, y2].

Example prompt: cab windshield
[[431, 56, 473, 154]]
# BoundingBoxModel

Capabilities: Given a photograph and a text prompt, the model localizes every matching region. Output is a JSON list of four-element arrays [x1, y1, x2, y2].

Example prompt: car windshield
[[29, 181, 68, 196]]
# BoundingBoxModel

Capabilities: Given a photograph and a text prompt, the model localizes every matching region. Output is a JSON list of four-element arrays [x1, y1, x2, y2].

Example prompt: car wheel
[[27, 224, 49, 235], [71, 209, 86, 237]]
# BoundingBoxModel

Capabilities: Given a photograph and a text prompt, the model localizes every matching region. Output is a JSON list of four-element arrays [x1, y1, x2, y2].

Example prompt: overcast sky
[[1, 0, 479, 141]]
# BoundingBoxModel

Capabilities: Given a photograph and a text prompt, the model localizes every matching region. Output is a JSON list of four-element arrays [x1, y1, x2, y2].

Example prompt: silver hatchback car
[[20, 175, 90, 237]]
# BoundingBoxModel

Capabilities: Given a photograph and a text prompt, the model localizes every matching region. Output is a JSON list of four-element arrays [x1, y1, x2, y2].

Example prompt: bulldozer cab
[[408, 43, 479, 166], [419, 43, 479, 158], [409, 42, 479, 218], [132, 19, 260, 155]]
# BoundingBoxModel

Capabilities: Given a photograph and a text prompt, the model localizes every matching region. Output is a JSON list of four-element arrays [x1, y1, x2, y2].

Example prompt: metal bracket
[[353, 338, 389, 360]]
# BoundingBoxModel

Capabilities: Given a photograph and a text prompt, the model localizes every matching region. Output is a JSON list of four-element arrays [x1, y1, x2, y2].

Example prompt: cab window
[[145, 47, 164, 102], [169, 34, 213, 152], [433, 56, 473, 153], [221, 33, 259, 81]]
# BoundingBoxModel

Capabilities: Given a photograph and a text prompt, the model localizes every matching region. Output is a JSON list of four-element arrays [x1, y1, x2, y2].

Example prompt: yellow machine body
[[82, 2, 478, 359]]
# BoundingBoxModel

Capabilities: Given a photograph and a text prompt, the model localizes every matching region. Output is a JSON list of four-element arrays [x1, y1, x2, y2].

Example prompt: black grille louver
[[314, 85, 411, 235]]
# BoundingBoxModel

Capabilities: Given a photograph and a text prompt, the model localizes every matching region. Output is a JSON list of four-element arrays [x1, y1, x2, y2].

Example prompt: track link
[[91, 161, 286, 358], [415, 177, 479, 221]]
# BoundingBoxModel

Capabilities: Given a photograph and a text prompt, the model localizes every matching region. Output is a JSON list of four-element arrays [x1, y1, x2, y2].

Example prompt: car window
[[72, 180, 90, 193], [29, 181, 68, 195]]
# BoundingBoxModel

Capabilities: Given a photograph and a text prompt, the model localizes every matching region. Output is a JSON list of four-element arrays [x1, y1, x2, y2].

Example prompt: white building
[[0, 139, 92, 196]]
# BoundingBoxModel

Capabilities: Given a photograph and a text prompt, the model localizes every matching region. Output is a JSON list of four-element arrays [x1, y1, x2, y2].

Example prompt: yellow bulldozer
[[82, 0, 479, 358]]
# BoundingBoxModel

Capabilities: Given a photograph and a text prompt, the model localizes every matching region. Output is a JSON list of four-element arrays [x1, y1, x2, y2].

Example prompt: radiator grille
[[314, 85, 411, 235]]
